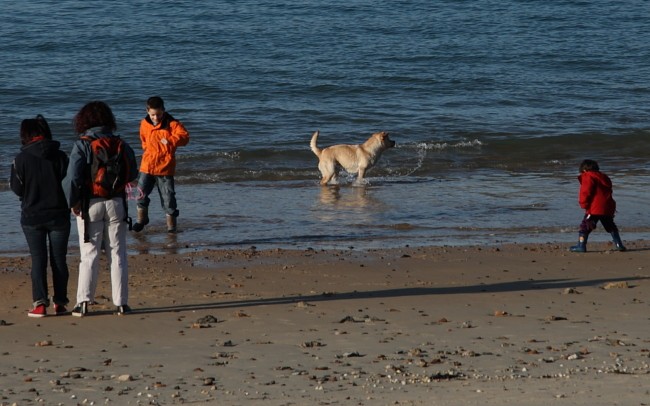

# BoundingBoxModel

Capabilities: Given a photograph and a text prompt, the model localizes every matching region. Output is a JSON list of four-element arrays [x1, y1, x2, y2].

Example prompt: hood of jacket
[[81, 126, 114, 139], [144, 112, 175, 129], [578, 170, 612, 188], [21, 138, 62, 160]]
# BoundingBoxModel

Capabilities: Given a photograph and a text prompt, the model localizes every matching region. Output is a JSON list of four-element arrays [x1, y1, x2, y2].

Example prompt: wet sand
[[1, 240, 649, 405]]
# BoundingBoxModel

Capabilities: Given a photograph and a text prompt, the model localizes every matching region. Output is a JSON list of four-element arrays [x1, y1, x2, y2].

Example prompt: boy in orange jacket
[[569, 159, 626, 252], [132, 96, 189, 233]]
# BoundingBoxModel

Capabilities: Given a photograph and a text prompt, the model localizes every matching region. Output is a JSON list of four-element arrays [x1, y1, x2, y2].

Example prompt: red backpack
[[81, 135, 130, 198]]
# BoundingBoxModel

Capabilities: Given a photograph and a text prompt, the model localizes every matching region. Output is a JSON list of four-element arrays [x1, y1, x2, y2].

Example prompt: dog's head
[[374, 131, 396, 149]]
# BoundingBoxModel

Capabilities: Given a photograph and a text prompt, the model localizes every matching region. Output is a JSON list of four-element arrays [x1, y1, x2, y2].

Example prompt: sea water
[[1, 0, 649, 255]]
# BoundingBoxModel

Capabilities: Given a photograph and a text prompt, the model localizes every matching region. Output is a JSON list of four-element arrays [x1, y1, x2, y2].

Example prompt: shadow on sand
[[126, 275, 648, 316]]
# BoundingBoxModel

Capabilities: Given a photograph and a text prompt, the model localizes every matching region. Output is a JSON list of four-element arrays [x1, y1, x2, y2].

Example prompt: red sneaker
[[28, 304, 47, 318], [53, 304, 67, 315]]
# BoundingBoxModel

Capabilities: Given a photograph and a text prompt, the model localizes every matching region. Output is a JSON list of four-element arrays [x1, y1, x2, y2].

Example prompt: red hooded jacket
[[577, 170, 616, 216]]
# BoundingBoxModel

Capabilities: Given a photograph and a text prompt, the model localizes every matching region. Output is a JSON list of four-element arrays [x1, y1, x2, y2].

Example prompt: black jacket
[[10, 139, 70, 225]]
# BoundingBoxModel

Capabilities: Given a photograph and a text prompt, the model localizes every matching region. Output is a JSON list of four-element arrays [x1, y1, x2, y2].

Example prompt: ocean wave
[[413, 139, 484, 151], [180, 130, 650, 182]]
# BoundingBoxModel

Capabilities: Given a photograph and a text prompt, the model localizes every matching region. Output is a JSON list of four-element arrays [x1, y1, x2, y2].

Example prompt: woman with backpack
[[62, 101, 138, 317], [10, 115, 71, 317]]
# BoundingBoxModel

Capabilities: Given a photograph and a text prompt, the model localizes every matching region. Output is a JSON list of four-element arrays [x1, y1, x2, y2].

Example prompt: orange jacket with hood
[[139, 112, 189, 176]]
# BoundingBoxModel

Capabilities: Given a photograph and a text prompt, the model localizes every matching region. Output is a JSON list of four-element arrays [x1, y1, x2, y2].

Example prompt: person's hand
[[71, 203, 82, 217]]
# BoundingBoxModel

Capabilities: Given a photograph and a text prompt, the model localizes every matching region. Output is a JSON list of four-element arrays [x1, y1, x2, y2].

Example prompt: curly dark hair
[[20, 114, 53, 145], [73, 101, 117, 134]]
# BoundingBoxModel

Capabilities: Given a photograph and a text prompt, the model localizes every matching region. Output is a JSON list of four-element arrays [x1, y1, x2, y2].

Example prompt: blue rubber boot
[[570, 234, 587, 253], [611, 232, 626, 251]]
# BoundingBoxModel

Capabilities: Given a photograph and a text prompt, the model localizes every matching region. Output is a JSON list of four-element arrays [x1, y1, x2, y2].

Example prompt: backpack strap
[[79, 136, 94, 243], [122, 194, 132, 231]]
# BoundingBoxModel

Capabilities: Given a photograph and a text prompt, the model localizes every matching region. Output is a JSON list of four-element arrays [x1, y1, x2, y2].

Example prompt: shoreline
[[3, 173, 650, 257], [1, 241, 649, 405]]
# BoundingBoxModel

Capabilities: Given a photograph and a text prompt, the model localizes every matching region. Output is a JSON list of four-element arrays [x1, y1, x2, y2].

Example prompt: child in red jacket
[[570, 159, 626, 252]]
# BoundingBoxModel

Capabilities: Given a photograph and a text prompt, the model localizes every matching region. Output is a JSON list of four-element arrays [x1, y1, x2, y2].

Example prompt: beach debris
[[493, 310, 510, 317], [202, 377, 216, 386], [338, 315, 384, 323], [301, 341, 326, 348], [602, 281, 629, 290], [196, 314, 218, 324], [606, 338, 634, 347], [234, 310, 250, 318], [35, 340, 53, 347], [544, 315, 567, 322], [562, 287, 582, 294], [428, 370, 466, 381], [211, 352, 237, 360], [117, 374, 133, 382], [338, 351, 363, 358], [407, 348, 426, 357], [295, 301, 315, 308], [61, 373, 81, 379]]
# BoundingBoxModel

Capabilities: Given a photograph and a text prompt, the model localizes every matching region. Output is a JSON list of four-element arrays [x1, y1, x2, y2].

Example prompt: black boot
[[570, 234, 588, 253], [132, 207, 149, 232], [610, 231, 626, 251]]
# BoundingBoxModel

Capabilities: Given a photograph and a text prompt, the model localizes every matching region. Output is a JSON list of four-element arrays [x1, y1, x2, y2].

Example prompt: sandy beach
[[1, 240, 649, 405]]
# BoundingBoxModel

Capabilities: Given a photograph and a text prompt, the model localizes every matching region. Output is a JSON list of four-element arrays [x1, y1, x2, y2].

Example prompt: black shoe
[[116, 305, 132, 315], [132, 222, 145, 232], [71, 302, 88, 317]]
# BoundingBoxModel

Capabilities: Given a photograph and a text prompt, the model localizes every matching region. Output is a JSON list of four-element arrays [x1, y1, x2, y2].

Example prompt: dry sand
[[1, 240, 649, 405]]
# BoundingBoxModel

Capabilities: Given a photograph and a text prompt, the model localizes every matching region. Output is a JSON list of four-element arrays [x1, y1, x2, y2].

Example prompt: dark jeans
[[135, 173, 179, 217], [21, 216, 71, 306], [578, 214, 619, 235]]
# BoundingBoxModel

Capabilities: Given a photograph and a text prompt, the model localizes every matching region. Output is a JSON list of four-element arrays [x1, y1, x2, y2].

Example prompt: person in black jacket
[[10, 115, 71, 318]]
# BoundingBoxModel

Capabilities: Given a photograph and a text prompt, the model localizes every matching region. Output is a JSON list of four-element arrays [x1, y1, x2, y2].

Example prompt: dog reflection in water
[[318, 186, 371, 207]]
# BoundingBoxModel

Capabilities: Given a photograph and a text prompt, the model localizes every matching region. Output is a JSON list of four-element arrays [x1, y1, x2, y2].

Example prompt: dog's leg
[[319, 160, 337, 185], [320, 172, 336, 185], [354, 167, 367, 185]]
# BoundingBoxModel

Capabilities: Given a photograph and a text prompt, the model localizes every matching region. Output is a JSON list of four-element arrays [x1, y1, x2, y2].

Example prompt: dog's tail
[[310, 130, 321, 157]]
